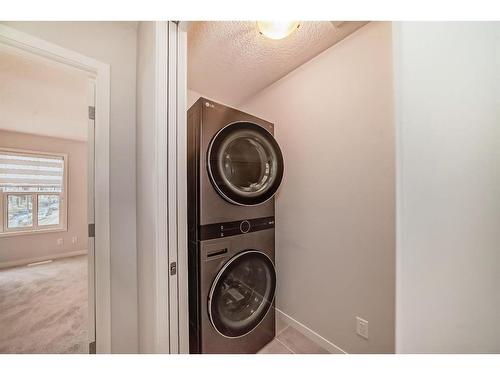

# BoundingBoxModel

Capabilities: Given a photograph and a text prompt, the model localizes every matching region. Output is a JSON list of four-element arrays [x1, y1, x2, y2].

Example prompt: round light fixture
[[257, 21, 300, 40]]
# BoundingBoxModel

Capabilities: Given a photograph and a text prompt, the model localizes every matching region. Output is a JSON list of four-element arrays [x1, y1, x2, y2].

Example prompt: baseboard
[[276, 308, 348, 354], [0, 250, 87, 269]]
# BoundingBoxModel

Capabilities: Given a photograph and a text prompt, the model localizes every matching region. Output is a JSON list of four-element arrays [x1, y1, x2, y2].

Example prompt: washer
[[187, 98, 283, 353], [193, 224, 276, 353]]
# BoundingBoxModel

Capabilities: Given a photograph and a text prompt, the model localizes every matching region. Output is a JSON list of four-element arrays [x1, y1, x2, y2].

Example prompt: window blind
[[0, 151, 64, 192]]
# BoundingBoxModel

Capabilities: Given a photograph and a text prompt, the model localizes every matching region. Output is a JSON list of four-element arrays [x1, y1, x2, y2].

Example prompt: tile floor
[[258, 317, 329, 354]]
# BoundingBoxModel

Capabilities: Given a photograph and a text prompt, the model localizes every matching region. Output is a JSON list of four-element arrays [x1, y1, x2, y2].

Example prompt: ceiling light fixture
[[257, 21, 300, 40]]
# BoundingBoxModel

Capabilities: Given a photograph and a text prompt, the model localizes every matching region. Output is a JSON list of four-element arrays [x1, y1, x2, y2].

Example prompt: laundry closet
[[185, 21, 396, 355]]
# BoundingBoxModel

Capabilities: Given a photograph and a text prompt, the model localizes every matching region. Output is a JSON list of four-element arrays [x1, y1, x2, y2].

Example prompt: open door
[[87, 80, 96, 353], [135, 21, 188, 353], [167, 20, 189, 354]]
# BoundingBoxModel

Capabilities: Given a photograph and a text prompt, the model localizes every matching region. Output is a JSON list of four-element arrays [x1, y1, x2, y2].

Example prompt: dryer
[[187, 98, 283, 353], [187, 97, 284, 228]]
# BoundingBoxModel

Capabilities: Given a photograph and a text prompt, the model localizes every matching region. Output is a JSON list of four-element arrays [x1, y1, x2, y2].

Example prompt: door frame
[[173, 20, 189, 354], [175, 20, 189, 354], [0, 24, 112, 353], [152, 20, 189, 353]]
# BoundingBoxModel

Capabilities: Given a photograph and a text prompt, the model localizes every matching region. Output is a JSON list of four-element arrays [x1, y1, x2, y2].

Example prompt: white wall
[[135, 21, 156, 353], [1, 21, 139, 353], [394, 22, 500, 353], [240, 22, 395, 353], [0, 49, 88, 141]]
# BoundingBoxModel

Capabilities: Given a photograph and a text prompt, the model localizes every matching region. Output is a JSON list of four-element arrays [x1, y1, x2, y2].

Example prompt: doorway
[[183, 21, 394, 354], [0, 24, 111, 353]]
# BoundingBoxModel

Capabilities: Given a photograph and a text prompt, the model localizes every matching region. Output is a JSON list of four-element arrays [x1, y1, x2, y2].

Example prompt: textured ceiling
[[188, 21, 368, 105]]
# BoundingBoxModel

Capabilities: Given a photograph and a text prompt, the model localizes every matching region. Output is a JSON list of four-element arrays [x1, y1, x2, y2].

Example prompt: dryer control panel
[[199, 216, 275, 241]]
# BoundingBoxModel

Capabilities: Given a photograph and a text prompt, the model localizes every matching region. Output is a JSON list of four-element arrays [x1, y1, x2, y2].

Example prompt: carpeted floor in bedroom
[[0, 255, 88, 354]]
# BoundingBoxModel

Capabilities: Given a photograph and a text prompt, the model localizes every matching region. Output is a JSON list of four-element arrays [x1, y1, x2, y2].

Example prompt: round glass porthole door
[[208, 251, 276, 338], [207, 122, 284, 206]]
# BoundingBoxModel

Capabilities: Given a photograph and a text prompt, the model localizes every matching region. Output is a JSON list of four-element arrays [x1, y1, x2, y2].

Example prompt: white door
[[136, 21, 189, 353], [167, 20, 189, 354], [87, 79, 96, 353]]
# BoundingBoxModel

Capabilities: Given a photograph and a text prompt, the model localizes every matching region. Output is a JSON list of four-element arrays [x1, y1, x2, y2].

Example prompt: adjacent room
[[184, 21, 500, 354], [185, 21, 395, 354], [0, 44, 91, 353]]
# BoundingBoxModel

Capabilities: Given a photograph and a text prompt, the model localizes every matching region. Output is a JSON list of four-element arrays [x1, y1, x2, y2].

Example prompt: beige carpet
[[0, 255, 88, 354]]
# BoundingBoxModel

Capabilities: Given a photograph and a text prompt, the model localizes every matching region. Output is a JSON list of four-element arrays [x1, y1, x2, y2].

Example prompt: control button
[[240, 220, 251, 233]]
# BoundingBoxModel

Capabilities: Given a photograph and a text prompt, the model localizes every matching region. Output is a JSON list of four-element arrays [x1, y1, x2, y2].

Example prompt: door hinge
[[89, 341, 96, 354], [88, 223, 95, 238], [170, 262, 177, 276], [88, 106, 95, 120]]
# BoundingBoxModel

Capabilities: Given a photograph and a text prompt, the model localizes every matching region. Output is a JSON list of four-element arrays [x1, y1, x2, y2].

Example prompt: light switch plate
[[356, 316, 369, 339]]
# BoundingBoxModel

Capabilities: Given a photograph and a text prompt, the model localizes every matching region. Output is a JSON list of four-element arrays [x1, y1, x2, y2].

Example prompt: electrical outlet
[[356, 316, 369, 339], [72, 236, 78, 244], [57, 238, 63, 246]]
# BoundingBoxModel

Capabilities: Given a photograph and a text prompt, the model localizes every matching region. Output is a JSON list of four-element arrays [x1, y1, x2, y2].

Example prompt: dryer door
[[208, 250, 276, 338], [207, 122, 284, 206]]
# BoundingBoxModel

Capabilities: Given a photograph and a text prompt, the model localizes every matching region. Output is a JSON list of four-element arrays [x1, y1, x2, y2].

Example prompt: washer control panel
[[199, 216, 274, 241]]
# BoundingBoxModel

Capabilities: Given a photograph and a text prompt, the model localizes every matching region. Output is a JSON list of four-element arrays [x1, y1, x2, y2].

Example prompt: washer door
[[208, 250, 276, 338], [207, 122, 284, 206]]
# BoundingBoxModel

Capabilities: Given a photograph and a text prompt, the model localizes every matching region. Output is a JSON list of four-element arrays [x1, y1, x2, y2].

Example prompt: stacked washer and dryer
[[187, 98, 284, 354]]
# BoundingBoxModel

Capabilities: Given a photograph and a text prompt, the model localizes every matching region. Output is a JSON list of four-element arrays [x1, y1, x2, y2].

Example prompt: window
[[0, 149, 67, 235]]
